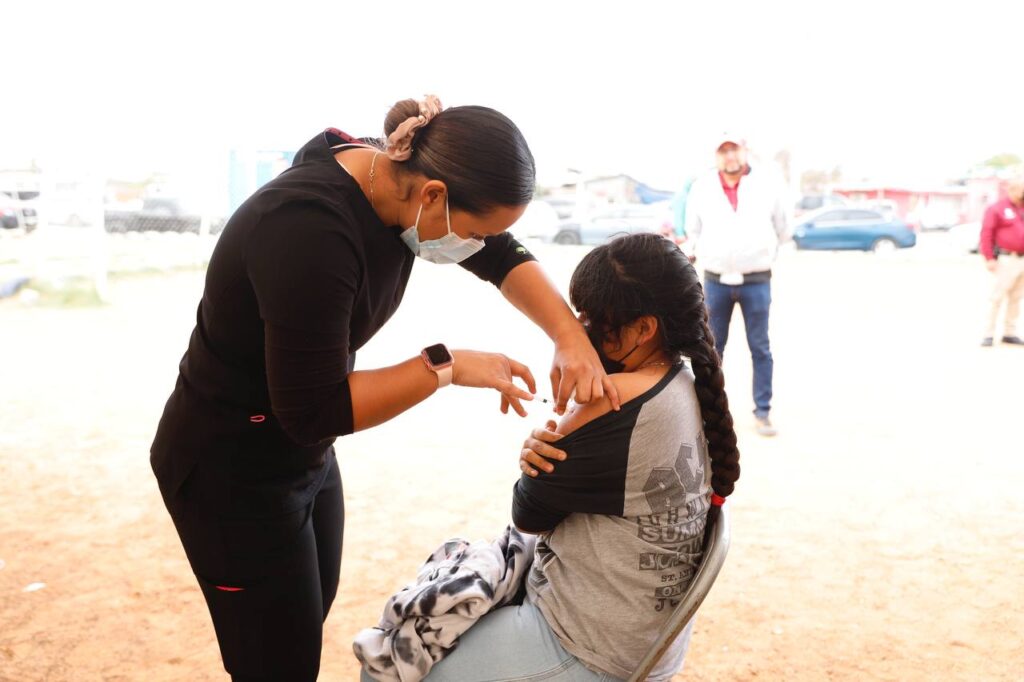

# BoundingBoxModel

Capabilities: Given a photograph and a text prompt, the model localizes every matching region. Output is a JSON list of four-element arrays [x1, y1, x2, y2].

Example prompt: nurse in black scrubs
[[150, 96, 619, 681]]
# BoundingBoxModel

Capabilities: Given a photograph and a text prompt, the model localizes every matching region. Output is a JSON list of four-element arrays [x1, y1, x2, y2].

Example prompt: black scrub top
[[150, 128, 537, 515]]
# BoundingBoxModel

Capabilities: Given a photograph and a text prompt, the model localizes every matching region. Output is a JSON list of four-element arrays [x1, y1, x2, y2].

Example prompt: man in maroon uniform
[[980, 178, 1024, 346]]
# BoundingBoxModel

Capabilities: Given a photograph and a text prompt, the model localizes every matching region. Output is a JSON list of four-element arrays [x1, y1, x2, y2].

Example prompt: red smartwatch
[[421, 343, 454, 388]]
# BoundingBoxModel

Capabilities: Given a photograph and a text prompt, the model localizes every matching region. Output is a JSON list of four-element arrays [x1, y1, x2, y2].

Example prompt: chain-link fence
[[1, 170, 231, 304]]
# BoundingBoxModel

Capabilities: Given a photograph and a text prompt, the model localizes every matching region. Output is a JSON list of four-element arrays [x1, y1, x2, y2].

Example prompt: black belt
[[994, 247, 1024, 257], [704, 269, 772, 284]]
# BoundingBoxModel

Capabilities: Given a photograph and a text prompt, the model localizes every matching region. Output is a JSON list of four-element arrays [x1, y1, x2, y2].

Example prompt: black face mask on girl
[[586, 324, 640, 375]]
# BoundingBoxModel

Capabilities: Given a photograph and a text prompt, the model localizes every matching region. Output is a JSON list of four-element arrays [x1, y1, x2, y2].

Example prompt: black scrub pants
[[165, 452, 343, 681]]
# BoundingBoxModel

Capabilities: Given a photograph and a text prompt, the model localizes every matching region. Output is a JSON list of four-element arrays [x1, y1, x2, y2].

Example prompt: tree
[[981, 153, 1021, 170]]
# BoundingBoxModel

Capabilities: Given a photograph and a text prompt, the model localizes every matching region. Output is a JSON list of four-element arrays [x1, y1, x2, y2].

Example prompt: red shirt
[[980, 198, 1024, 260], [719, 171, 740, 211]]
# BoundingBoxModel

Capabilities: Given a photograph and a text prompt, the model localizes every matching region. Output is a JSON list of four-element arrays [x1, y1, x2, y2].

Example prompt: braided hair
[[569, 233, 741, 497]]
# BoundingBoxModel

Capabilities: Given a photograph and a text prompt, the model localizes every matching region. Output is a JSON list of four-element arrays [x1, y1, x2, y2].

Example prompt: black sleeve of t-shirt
[[246, 203, 361, 446], [458, 232, 537, 287], [511, 407, 639, 533]]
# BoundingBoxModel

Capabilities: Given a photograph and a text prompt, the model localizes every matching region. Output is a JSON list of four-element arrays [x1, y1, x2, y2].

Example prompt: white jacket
[[683, 166, 791, 278]]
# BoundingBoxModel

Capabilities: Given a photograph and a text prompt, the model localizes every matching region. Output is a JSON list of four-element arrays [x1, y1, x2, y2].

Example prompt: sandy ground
[[1, 235, 1022, 681]]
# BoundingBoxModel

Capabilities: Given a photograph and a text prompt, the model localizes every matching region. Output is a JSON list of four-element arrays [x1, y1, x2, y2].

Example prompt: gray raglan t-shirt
[[512, 364, 712, 681]]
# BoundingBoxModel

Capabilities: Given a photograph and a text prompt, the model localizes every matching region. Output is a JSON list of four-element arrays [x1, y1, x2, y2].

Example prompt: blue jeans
[[704, 278, 773, 417], [361, 596, 621, 681]]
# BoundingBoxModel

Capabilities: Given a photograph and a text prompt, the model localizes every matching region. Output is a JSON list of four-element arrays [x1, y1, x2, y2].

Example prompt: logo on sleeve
[[642, 442, 706, 513]]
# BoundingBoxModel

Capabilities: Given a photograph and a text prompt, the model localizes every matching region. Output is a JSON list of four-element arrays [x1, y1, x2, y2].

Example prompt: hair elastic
[[710, 493, 726, 506], [386, 94, 443, 161]]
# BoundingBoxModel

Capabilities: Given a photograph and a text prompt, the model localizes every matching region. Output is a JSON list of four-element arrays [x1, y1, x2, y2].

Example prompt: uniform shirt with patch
[[512, 364, 711, 681], [980, 197, 1024, 259]]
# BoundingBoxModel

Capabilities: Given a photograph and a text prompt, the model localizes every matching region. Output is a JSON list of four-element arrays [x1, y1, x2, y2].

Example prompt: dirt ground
[[1, 236, 1022, 681]]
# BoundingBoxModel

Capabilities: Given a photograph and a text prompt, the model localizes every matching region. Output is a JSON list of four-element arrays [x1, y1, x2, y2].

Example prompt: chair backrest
[[628, 503, 731, 682]]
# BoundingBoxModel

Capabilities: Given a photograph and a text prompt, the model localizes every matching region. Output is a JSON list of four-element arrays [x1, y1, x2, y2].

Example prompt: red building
[[833, 176, 1011, 230], [832, 184, 967, 230]]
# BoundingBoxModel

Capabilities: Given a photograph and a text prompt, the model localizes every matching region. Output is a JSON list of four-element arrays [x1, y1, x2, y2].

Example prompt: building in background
[[831, 172, 1020, 231], [228, 149, 295, 214], [831, 184, 970, 230]]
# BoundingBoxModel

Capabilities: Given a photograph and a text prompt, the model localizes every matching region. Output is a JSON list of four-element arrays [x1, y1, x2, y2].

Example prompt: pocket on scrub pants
[[193, 572, 274, 674], [191, 505, 322, 679], [193, 569, 322, 679]]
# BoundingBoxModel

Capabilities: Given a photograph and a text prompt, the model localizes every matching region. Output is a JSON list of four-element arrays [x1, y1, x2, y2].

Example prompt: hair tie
[[710, 493, 726, 506], [386, 94, 443, 161]]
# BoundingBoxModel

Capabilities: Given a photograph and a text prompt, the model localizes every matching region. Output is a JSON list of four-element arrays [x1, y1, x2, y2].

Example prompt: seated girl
[[362, 233, 741, 681]]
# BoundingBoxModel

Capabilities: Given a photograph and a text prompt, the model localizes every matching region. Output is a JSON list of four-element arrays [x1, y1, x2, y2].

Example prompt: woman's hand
[[451, 350, 537, 417], [550, 327, 620, 416], [519, 420, 567, 477]]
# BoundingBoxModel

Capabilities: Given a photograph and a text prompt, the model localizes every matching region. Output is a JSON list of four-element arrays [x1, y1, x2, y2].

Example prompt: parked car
[[510, 200, 561, 241], [549, 202, 673, 245], [947, 221, 981, 254], [793, 207, 916, 253], [794, 193, 847, 217], [1, 199, 19, 229], [856, 199, 898, 221], [543, 196, 578, 220], [105, 197, 225, 234], [0, 189, 39, 230]]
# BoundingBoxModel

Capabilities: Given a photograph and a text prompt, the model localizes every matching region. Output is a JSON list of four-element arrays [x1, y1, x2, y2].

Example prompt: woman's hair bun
[[384, 99, 422, 138], [383, 96, 444, 162]]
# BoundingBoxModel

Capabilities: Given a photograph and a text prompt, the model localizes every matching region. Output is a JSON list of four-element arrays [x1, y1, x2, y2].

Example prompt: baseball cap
[[716, 131, 746, 151]]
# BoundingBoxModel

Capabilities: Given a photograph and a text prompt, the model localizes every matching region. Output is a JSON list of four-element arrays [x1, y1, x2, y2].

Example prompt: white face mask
[[399, 197, 486, 264]]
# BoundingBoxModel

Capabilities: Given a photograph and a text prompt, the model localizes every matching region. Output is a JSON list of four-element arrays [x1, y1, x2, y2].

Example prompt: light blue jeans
[[360, 595, 622, 681]]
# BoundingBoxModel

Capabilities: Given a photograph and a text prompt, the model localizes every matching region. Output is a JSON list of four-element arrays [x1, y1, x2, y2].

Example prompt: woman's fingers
[[498, 379, 535, 404], [451, 350, 541, 417], [505, 392, 528, 418], [554, 371, 573, 415], [550, 328, 608, 414], [549, 367, 561, 402], [507, 357, 537, 396], [502, 357, 536, 417], [602, 373, 622, 411], [568, 363, 592, 405]]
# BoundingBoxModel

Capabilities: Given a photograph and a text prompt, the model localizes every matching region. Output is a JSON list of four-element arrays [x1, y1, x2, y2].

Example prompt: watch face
[[424, 343, 452, 365]]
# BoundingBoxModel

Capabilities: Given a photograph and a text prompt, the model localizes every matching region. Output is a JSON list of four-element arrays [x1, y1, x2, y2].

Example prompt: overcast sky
[[5, 0, 1022, 191]]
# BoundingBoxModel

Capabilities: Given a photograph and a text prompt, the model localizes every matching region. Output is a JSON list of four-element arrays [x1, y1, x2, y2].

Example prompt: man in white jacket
[[684, 133, 791, 436]]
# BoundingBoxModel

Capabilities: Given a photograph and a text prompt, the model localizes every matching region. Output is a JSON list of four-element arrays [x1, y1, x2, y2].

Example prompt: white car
[[0, 189, 39, 230], [510, 199, 561, 242], [548, 202, 674, 246], [948, 221, 980, 254]]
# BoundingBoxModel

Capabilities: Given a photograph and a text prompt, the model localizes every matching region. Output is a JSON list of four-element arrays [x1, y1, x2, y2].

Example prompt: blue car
[[793, 208, 916, 253]]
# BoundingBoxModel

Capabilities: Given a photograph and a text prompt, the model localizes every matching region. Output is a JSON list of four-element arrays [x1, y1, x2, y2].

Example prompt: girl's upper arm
[[555, 394, 613, 436], [555, 372, 650, 436]]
